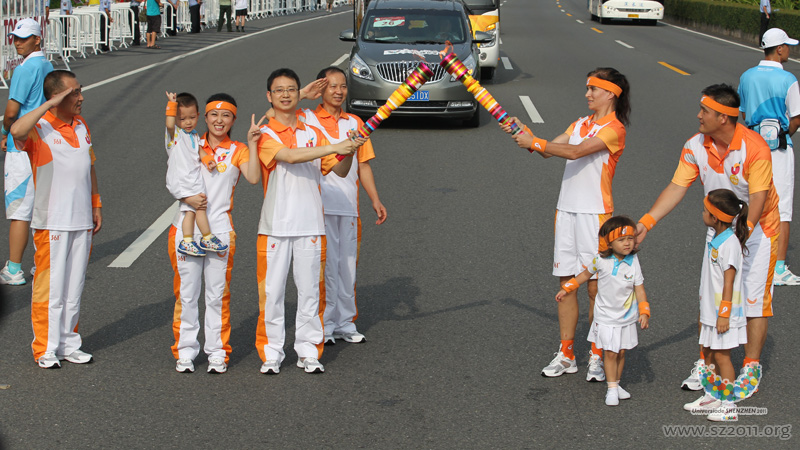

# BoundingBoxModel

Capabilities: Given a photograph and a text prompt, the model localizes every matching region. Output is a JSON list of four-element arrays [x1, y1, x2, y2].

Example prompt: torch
[[439, 53, 523, 135], [354, 62, 435, 138]]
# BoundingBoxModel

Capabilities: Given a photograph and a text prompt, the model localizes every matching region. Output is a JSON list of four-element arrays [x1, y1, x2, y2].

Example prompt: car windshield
[[361, 10, 468, 44]]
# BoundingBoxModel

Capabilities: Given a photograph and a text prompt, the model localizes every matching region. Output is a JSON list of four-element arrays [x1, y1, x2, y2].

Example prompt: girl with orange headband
[[683, 189, 749, 421], [500, 68, 630, 382], [556, 216, 650, 407]]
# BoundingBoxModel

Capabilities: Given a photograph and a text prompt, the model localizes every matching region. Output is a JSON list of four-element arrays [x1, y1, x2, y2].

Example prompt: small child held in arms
[[556, 216, 650, 406], [165, 92, 228, 256]]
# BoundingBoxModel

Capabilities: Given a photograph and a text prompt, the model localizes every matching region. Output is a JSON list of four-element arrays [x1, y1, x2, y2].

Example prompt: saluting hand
[[301, 78, 329, 101], [47, 87, 74, 108]]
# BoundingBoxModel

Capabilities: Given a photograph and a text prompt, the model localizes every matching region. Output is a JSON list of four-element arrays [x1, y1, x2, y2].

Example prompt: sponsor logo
[[731, 163, 741, 175], [730, 175, 739, 185], [747, 298, 758, 305], [720, 306, 729, 315], [85, 135, 91, 144], [217, 162, 227, 173], [270, 243, 276, 249], [624, 274, 633, 281], [711, 248, 719, 261], [54, 138, 62, 145], [534, 142, 542, 150], [311, 237, 318, 244], [216, 102, 223, 109]]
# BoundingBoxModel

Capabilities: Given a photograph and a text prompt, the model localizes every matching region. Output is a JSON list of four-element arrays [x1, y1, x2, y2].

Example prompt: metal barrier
[[43, 15, 71, 69]]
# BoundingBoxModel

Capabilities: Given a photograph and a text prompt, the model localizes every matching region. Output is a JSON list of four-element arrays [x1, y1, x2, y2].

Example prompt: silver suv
[[339, 0, 493, 127]]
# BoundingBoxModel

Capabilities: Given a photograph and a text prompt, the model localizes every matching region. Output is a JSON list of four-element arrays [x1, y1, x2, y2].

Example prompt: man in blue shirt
[[99, 0, 113, 52], [739, 27, 800, 286], [189, 0, 202, 33], [760, 0, 772, 43], [1, 19, 54, 285]]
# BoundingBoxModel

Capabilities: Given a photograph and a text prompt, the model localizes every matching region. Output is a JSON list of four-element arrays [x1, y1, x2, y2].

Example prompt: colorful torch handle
[[355, 62, 435, 138], [439, 53, 523, 135]]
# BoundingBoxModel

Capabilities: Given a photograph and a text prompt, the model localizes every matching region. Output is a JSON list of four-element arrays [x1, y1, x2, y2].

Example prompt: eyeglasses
[[271, 87, 298, 95]]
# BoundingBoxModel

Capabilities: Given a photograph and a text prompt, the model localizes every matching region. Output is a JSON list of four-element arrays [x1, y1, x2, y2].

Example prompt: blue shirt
[[147, 0, 161, 16], [738, 60, 800, 132], [6, 51, 54, 153], [761, 0, 771, 14], [100, 0, 111, 13], [61, 0, 73, 14]]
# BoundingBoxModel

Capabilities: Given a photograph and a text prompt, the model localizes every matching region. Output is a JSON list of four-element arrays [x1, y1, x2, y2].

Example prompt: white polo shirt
[[587, 253, 644, 326], [699, 228, 746, 328]]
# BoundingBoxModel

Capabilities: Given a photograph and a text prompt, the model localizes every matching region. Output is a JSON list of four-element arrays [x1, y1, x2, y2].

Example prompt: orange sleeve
[[564, 120, 577, 136], [230, 141, 250, 167], [316, 133, 338, 175], [257, 134, 282, 171], [671, 147, 700, 187], [594, 122, 626, 154], [743, 138, 773, 193]]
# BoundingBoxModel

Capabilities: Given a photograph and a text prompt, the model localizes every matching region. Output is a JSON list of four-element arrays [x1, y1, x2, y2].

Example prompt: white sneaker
[[683, 393, 721, 413], [297, 357, 324, 373], [681, 359, 704, 390], [707, 401, 738, 422], [324, 335, 336, 345], [541, 351, 578, 377], [773, 267, 800, 286], [38, 352, 60, 369], [617, 385, 631, 400], [605, 388, 619, 406], [0, 261, 26, 285], [176, 358, 195, 373], [60, 349, 93, 364], [586, 353, 605, 382], [207, 357, 227, 374], [333, 331, 366, 343], [260, 360, 280, 374], [30, 266, 36, 277]]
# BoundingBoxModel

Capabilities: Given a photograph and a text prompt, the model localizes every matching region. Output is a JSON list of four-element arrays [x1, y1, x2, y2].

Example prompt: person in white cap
[[1, 18, 53, 286], [739, 28, 800, 287]]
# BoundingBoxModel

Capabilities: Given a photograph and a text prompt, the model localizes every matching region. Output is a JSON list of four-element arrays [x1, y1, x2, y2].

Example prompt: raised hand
[[166, 91, 177, 102]]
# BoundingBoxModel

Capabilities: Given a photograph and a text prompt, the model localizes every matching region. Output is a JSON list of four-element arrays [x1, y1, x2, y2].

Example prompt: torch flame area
[[438, 41, 454, 59]]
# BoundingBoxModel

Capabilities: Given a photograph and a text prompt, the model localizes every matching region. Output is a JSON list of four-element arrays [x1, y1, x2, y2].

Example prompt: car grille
[[376, 61, 449, 83]]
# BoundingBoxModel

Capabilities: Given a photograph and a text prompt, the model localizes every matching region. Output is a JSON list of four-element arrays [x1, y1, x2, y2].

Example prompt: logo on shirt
[[310, 237, 318, 244], [271, 243, 276, 249], [730, 174, 739, 185], [731, 163, 741, 175], [747, 297, 758, 305], [711, 248, 719, 261], [217, 163, 227, 173], [624, 274, 633, 281], [86, 135, 91, 144]]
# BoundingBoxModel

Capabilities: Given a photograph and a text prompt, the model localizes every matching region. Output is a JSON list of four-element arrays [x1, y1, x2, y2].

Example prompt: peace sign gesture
[[248, 114, 266, 146]]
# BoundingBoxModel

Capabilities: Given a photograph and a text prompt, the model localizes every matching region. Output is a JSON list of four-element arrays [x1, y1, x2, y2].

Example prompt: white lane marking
[[576, 19, 584, 24], [520, 96, 544, 124], [663, 22, 800, 65], [499, 36, 503, 45], [561, 9, 565, 12], [333, 53, 349, 66], [108, 201, 179, 268], [616, 40, 634, 49], [501, 57, 512, 70]]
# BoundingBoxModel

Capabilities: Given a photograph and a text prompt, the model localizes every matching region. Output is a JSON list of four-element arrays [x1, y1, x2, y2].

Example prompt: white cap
[[7, 18, 41, 39], [761, 28, 799, 49]]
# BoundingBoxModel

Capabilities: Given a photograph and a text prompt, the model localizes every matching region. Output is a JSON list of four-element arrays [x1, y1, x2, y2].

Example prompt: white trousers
[[31, 229, 92, 360], [323, 215, 360, 335], [168, 226, 234, 362], [256, 235, 325, 363]]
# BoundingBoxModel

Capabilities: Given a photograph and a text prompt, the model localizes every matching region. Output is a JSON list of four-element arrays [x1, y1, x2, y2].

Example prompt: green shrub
[[665, 0, 800, 38]]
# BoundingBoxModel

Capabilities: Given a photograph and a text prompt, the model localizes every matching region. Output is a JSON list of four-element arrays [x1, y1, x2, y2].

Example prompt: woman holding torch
[[501, 68, 630, 382]]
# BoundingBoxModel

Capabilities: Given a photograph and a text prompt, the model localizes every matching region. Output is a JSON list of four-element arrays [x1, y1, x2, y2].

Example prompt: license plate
[[628, 14, 639, 18], [408, 90, 429, 101]]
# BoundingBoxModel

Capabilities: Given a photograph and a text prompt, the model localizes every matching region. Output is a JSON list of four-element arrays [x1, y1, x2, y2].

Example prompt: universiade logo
[[689, 406, 769, 416]]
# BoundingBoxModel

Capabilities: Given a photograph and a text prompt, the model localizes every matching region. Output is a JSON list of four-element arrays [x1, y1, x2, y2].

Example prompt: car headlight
[[349, 54, 374, 81]]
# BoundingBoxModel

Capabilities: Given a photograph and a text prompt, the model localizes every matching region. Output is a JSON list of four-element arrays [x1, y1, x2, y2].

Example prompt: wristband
[[639, 213, 657, 231], [529, 137, 547, 154], [718, 300, 732, 318], [561, 277, 579, 293], [1, 125, 8, 136], [638, 301, 650, 317], [335, 154, 346, 161], [166, 101, 178, 117], [92, 194, 102, 208]]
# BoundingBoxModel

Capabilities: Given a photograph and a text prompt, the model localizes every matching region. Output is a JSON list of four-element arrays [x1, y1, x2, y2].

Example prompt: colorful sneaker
[[60, 349, 93, 364], [0, 261, 26, 285], [38, 352, 61, 369], [586, 353, 605, 382], [681, 359, 704, 390], [333, 331, 366, 343], [207, 357, 227, 374], [683, 393, 721, 413], [324, 335, 336, 345], [260, 360, 280, 374], [176, 358, 195, 373], [707, 401, 738, 422], [297, 357, 324, 373], [177, 240, 206, 257], [617, 385, 631, 400], [541, 351, 578, 377], [773, 267, 800, 286], [199, 235, 228, 252], [605, 388, 620, 406]]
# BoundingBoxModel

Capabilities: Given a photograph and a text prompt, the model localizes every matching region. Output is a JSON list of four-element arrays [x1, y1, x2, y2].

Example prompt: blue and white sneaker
[[199, 235, 228, 252], [177, 240, 206, 257]]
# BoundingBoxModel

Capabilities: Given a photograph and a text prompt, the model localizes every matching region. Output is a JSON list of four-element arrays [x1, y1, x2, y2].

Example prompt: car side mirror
[[339, 29, 356, 42], [473, 30, 493, 44]]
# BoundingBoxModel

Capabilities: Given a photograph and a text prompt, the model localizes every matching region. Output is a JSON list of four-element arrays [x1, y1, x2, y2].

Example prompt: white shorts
[[4, 151, 35, 221], [553, 210, 610, 277], [587, 321, 638, 353], [699, 323, 747, 350], [772, 146, 794, 221]]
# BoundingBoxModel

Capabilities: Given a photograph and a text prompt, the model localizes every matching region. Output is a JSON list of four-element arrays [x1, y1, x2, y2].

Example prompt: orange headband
[[205, 101, 237, 117], [704, 197, 736, 223], [606, 226, 634, 243], [587, 77, 622, 97], [700, 96, 738, 117]]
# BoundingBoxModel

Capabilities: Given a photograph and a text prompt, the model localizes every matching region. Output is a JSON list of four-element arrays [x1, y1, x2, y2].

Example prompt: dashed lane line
[[520, 96, 544, 124]]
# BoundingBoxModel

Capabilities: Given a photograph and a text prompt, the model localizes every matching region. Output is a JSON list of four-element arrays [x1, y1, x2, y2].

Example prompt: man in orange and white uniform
[[9, 70, 102, 369], [299, 66, 387, 345], [636, 84, 780, 394], [254, 68, 363, 375]]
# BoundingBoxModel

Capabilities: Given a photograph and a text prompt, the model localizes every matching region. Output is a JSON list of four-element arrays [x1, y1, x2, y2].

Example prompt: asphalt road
[[0, 0, 798, 448]]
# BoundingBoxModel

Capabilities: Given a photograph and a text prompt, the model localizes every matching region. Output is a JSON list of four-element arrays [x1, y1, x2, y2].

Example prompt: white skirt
[[699, 324, 747, 350], [587, 321, 638, 353]]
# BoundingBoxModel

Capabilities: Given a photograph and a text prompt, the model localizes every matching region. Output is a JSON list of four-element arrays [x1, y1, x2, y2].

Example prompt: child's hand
[[206, 160, 217, 171], [166, 91, 177, 102], [555, 289, 567, 302], [716, 316, 729, 334], [639, 314, 649, 330]]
